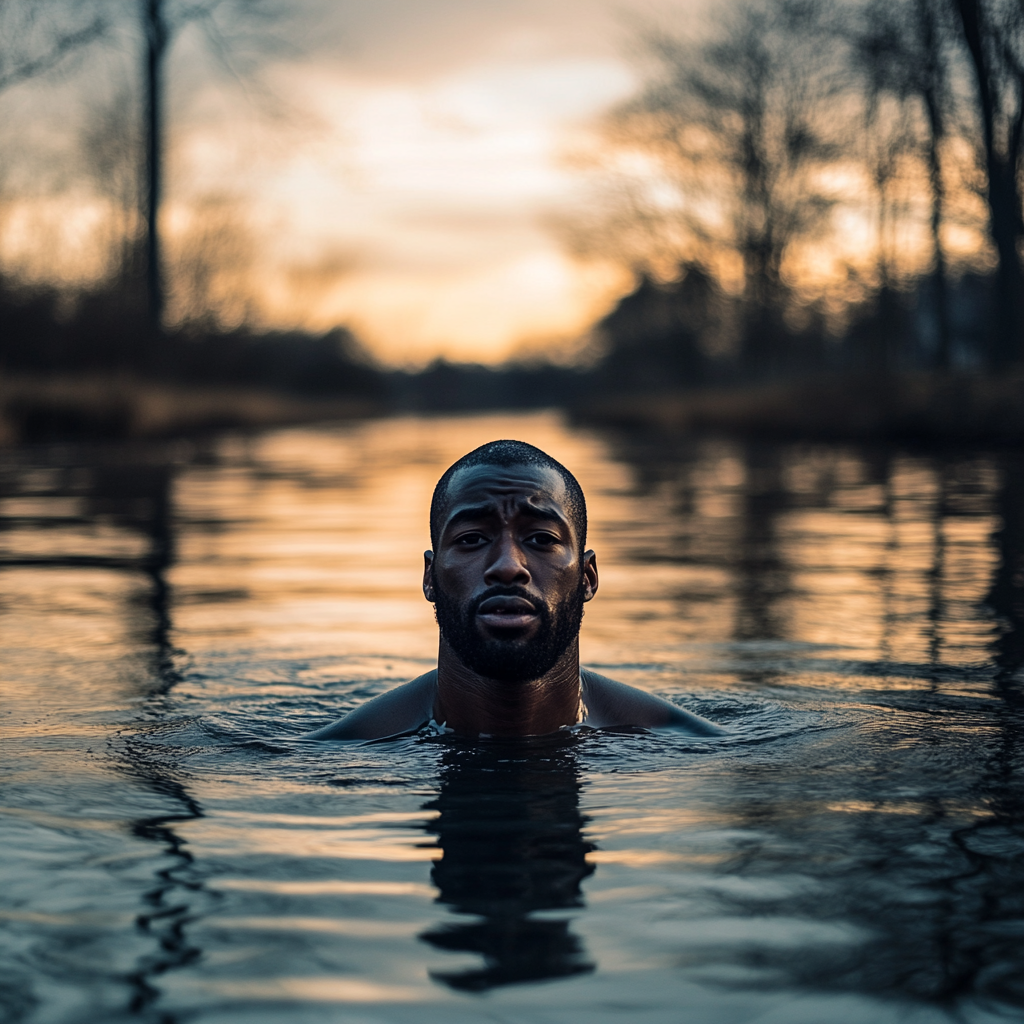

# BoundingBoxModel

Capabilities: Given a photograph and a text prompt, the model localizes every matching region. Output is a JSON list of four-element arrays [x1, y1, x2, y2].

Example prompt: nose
[[483, 532, 530, 586]]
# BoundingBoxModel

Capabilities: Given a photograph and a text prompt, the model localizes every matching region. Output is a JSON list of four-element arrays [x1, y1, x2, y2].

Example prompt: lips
[[475, 594, 539, 631]]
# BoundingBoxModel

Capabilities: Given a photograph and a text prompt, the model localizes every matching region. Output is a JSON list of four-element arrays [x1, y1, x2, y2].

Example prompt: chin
[[464, 640, 566, 684]]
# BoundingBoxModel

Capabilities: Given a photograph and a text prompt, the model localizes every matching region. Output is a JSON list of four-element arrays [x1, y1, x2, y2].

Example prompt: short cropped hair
[[430, 440, 587, 555]]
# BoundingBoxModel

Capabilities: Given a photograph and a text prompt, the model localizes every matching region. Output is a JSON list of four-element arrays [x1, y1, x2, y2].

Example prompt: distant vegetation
[[0, 270, 379, 396], [573, 0, 1024, 382]]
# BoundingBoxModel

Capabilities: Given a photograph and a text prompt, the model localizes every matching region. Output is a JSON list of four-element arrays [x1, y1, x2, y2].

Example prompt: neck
[[433, 637, 582, 737]]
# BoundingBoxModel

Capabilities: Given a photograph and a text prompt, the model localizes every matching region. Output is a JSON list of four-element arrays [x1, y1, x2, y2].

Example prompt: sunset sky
[[2, 0, 701, 365], [3, 0, 982, 367], [247, 31, 639, 364]]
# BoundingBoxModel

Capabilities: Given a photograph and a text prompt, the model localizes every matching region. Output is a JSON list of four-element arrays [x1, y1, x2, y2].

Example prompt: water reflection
[[122, 772, 208, 1018], [732, 441, 790, 650], [420, 737, 595, 991], [698, 698, 1024, 1013], [987, 452, 1024, 682], [86, 458, 180, 690], [0, 442, 183, 694], [5, 415, 1024, 1022], [591, 427, 1009, 678]]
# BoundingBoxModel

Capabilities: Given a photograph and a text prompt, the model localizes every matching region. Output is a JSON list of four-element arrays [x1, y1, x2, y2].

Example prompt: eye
[[528, 531, 559, 547], [454, 531, 488, 546]]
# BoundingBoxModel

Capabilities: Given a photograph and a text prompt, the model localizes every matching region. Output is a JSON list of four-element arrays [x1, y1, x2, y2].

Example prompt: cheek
[[434, 555, 476, 592], [537, 561, 583, 594]]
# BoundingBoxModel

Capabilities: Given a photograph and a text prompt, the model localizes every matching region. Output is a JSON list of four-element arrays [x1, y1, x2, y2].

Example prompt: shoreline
[[0, 374, 382, 445], [572, 372, 1024, 446], [4, 370, 1024, 447]]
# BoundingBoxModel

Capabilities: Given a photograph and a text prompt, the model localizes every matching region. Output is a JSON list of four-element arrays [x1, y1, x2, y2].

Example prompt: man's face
[[425, 463, 597, 682]]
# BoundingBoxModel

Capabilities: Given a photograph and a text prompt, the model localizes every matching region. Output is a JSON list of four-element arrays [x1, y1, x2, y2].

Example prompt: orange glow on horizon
[[0, 22, 998, 365]]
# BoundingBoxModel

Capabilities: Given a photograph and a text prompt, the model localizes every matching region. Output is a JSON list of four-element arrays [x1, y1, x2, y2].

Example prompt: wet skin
[[305, 463, 723, 740]]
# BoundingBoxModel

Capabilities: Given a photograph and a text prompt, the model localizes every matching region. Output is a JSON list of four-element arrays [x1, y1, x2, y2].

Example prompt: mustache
[[467, 585, 545, 617]]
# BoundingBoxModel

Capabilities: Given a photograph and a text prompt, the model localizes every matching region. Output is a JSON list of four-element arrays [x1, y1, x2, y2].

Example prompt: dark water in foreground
[[2, 413, 1024, 1024]]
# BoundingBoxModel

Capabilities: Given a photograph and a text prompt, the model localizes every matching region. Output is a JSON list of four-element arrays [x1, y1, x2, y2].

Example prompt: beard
[[432, 574, 585, 683]]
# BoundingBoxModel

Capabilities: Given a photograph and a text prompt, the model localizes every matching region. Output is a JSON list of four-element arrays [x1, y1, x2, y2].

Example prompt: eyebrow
[[442, 502, 569, 535]]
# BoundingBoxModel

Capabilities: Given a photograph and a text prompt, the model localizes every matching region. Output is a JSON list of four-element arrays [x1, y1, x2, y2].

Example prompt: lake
[[2, 411, 1023, 1024]]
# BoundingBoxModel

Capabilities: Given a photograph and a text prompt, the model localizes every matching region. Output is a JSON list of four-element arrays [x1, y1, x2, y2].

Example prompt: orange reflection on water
[[214, 880, 436, 897], [176, 820, 440, 863], [0, 414, 1013, 718], [2, 416, 1023, 1019], [202, 916, 424, 938], [585, 849, 695, 867], [192, 978, 436, 1003]]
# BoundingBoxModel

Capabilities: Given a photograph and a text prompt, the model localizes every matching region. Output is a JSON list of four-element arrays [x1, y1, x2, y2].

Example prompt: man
[[306, 440, 722, 740]]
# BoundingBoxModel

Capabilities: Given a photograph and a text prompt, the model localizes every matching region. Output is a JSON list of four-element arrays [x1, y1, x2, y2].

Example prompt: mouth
[[475, 594, 539, 631]]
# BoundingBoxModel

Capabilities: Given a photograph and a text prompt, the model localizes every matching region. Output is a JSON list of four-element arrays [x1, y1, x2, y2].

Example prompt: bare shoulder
[[581, 668, 725, 735], [303, 670, 437, 741]]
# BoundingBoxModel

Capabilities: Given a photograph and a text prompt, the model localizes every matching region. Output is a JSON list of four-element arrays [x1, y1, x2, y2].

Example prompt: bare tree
[[137, 0, 286, 332], [854, 92, 924, 371], [165, 195, 255, 330], [81, 86, 145, 286], [0, 2, 105, 93], [854, 0, 958, 367], [951, 0, 1024, 365], [142, 0, 168, 331], [606, 0, 848, 374]]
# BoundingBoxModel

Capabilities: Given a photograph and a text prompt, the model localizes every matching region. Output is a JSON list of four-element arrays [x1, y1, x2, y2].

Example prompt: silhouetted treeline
[[4, 261, 1024, 448], [388, 360, 590, 411], [588, 266, 996, 397], [0, 275, 381, 399]]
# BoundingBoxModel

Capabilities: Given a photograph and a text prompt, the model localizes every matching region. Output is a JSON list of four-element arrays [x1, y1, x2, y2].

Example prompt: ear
[[423, 551, 435, 602], [582, 549, 599, 602]]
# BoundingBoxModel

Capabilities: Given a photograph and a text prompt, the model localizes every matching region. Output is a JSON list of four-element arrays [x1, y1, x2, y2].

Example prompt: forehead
[[441, 463, 570, 522]]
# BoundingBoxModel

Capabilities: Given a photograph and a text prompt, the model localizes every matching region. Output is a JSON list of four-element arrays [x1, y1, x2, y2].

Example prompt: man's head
[[425, 441, 597, 683], [430, 440, 587, 555]]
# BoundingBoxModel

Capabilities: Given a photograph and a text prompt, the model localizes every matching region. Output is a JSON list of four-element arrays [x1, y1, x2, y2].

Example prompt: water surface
[[2, 412, 1023, 1024]]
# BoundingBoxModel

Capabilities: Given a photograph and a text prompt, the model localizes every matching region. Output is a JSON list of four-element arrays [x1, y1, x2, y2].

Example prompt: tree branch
[[0, 15, 105, 93]]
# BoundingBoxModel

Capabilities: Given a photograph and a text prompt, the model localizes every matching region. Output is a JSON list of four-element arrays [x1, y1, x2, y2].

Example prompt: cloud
[[184, 52, 637, 359]]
